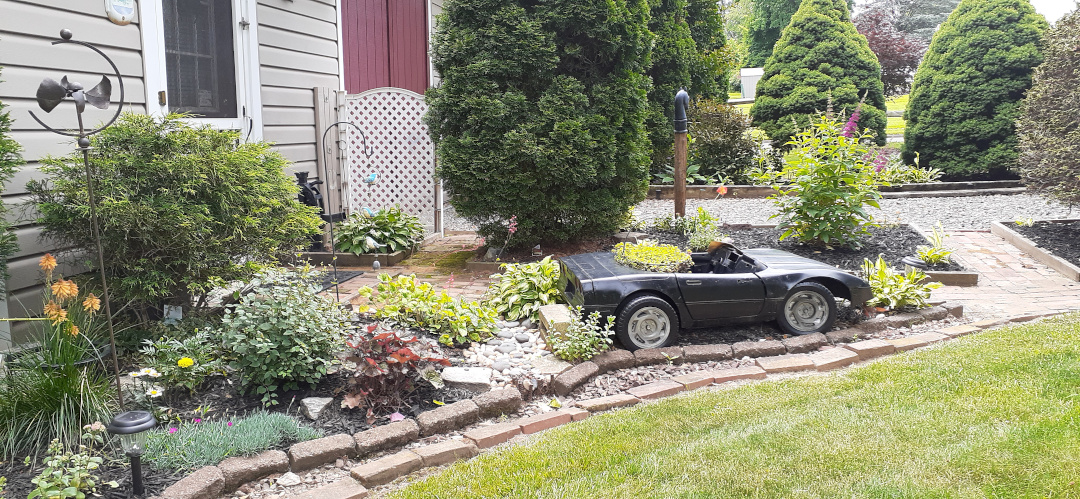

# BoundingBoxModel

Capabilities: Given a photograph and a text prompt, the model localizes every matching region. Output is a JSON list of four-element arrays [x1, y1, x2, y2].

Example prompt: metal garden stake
[[319, 121, 374, 301], [28, 29, 126, 407], [673, 89, 689, 217]]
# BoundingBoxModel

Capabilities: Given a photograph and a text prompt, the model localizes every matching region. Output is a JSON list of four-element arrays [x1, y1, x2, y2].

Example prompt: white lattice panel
[[344, 88, 436, 231]]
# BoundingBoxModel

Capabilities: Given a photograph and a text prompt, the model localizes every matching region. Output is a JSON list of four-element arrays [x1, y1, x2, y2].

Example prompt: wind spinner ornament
[[29, 29, 127, 406]]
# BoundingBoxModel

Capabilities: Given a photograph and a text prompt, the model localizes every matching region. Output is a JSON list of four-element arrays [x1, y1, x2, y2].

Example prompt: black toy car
[[557, 243, 872, 350]]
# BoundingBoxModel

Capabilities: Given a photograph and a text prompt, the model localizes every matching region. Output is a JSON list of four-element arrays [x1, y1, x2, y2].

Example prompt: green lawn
[[886, 94, 908, 112], [887, 116, 906, 136], [393, 314, 1080, 498]]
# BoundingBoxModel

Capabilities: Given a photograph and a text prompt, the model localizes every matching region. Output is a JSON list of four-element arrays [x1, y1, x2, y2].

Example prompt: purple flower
[[168, 427, 178, 434], [873, 152, 888, 172], [841, 108, 861, 138], [194, 418, 202, 423], [389, 412, 406, 422]]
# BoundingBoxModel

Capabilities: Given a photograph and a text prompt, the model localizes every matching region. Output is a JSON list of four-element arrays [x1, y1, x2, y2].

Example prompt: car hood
[[742, 248, 846, 272]]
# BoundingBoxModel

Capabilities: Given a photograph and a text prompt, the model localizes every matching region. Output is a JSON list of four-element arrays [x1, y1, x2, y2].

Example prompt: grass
[[392, 313, 1080, 498], [886, 94, 909, 112], [886, 116, 906, 136], [145, 411, 321, 472]]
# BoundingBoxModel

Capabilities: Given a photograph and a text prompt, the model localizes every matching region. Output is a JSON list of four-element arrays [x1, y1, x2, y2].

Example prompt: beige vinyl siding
[[256, 0, 340, 178], [0, 0, 145, 347]]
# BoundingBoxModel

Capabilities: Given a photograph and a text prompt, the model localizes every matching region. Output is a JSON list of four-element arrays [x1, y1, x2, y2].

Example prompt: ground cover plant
[[612, 240, 692, 273], [334, 206, 425, 255], [28, 113, 322, 310], [547, 307, 614, 362], [356, 274, 498, 346], [145, 412, 320, 472], [750, 0, 887, 147], [1017, 7, 1080, 208], [341, 324, 451, 413], [393, 313, 1080, 498], [426, 0, 651, 247], [903, 0, 1047, 180]]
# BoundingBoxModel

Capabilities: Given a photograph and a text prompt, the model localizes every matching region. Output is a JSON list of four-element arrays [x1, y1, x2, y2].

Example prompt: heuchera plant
[[342, 324, 450, 415]]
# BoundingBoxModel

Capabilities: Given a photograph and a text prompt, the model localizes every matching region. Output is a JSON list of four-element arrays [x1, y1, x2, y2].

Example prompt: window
[[141, 0, 262, 138]]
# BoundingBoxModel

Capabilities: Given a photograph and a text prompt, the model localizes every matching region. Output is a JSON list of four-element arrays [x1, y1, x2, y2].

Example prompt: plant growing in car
[[216, 266, 353, 406], [916, 222, 953, 266], [613, 240, 692, 273], [334, 206, 425, 255], [760, 105, 885, 248], [548, 307, 614, 362], [356, 274, 497, 346], [485, 256, 563, 321], [861, 255, 942, 309], [688, 226, 728, 252], [341, 324, 451, 413]]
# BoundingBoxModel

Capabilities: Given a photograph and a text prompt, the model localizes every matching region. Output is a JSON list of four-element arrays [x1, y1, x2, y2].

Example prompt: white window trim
[[140, 0, 263, 141]]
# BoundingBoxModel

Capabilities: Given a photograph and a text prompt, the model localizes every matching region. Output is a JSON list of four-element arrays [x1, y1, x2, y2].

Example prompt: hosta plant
[[916, 222, 953, 266], [356, 274, 497, 346], [861, 256, 942, 310], [334, 206, 425, 255], [342, 324, 451, 413], [485, 256, 563, 322], [613, 240, 692, 273], [548, 307, 614, 362]]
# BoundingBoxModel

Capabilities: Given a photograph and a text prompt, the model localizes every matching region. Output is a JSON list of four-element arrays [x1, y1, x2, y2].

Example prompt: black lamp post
[[107, 411, 157, 496]]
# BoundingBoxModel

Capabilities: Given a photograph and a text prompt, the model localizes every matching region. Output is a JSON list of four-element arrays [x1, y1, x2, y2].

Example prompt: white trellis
[[343, 87, 437, 232]]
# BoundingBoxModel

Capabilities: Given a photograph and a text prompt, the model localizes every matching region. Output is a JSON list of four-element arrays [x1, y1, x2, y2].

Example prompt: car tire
[[777, 281, 837, 335], [615, 294, 679, 351]]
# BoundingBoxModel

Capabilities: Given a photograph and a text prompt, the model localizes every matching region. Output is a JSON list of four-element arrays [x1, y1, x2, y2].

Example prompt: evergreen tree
[[750, 0, 887, 145], [426, 0, 652, 246], [686, 0, 732, 99], [1017, 7, 1080, 207], [646, 0, 697, 173], [902, 0, 1047, 179], [0, 61, 23, 294], [745, 0, 802, 67]]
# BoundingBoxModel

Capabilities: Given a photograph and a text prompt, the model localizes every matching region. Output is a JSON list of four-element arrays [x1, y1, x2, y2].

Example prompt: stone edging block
[[472, 387, 524, 419], [291, 479, 368, 499], [518, 410, 573, 434], [417, 400, 480, 436], [463, 422, 523, 448], [732, 340, 785, 358], [709, 366, 767, 384], [350, 450, 423, 487], [289, 434, 357, 471], [160, 465, 224, 499], [671, 372, 714, 390], [755, 354, 813, 373], [354, 419, 419, 457], [575, 394, 640, 412], [553, 362, 600, 396], [412, 440, 479, 467], [808, 348, 859, 371], [682, 344, 733, 363], [626, 380, 684, 400], [843, 339, 896, 360], [782, 333, 827, 354], [218, 450, 288, 491], [591, 350, 636, 372], [634, 347, 684, 366]]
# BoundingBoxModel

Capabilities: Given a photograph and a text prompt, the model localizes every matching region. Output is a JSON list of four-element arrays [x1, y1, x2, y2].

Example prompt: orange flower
[[716, 185, 728, 196], [82, 293, 102, 313], [69, 325, 80, 337], [44, 302, 68, 325], [39, 253, 58, 273], [51, 279, 79, 300]]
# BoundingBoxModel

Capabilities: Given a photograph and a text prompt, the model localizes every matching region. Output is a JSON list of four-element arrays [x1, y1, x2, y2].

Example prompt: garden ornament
[[319, 121, 374, 301], [28, 29, 126, 407], [673, 88, 690, 217]]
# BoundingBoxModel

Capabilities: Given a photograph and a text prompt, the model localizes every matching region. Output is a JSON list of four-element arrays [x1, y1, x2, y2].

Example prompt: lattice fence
[[343, 88, 436, 232]]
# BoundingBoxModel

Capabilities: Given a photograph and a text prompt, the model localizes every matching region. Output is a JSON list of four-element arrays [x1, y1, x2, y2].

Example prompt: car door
[[676, 271, 765, 321]]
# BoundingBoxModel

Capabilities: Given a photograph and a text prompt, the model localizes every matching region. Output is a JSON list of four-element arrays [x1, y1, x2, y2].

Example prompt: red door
[[342, 0, 429, 94]]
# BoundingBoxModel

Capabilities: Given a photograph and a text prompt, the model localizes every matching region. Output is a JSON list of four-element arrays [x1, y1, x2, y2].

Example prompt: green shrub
[[916, 222, 953, 266], [861, 255, 942, 309], [613, 240, 692, 273], [1017, 8, 1080, 208], [485, 256, 563, 322], [746, 0, 803, 67], [761, 110, 884, 248], [29, 113, 322, 308], [651, 207, 719, 236], [902, 0, 1047, 180], [145, 412, 320, 472], [334, 206, 425, 255], [357, 274, 498, 346], [28, 438, 116, 499], [688, 99, 758, 183], [341, 325, 450, 413], [217, 266, 352, 406], [548, 306, 614, 362], [426, 0, 651, 247], [750, 0, 887, 147], [0, 62, 22, 293], [646, 0, 697, 174], [139, 327, 226, 396]]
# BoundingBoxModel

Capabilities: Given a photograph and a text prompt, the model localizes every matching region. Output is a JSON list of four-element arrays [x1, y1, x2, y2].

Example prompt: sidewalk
[[931, 230, 1080, 319]]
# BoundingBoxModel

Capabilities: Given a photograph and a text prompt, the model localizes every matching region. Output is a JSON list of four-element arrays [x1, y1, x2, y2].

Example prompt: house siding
[[0, 0, 146, 347], [257, 0, 341, 177]]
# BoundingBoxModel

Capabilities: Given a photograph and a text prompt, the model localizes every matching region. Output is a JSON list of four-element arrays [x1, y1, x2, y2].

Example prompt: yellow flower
[[177, 357, 194, 369], [51, 279, 79, 300], [39, 253, 57, 273], [82, 293, 101, 313], [44, 301, 68, 325]]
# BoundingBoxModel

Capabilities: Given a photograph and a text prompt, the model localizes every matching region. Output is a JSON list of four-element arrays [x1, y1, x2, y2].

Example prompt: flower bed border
[[293, 248, 414, 268], [648, 180, 1024, 200], [990, 220, 1080, 282]]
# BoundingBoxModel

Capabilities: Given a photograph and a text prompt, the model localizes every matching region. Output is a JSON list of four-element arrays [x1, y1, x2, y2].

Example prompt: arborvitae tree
[[902, 0, 1047, 179], [749, 0, 887, 146], [745, 0, 802, 67], [646, 0, 697, 174], [1017, 7, 1080, 207], [0, 62, 22, 295], [427, 0, 652, 246], [686, 0, 732, 99]]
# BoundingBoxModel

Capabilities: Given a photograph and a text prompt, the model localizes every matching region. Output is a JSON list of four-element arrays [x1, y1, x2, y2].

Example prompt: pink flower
[[841, 108, 861, 138], [227, 422, 233, 427], [194, 418, 202, 423], [507, 215, 518, 235], [168, 427, 178, 434], [389, 412, 406, 422]]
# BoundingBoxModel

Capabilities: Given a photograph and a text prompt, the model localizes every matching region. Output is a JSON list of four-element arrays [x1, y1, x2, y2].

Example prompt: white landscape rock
[[300, 397, 334, 421], [442, 366, 494, 392], [276, 472, 302, 487]]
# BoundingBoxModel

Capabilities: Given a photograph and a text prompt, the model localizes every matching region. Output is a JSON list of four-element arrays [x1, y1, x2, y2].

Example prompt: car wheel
[[615, 295, 679, 351], [778, 282, 837, 335]]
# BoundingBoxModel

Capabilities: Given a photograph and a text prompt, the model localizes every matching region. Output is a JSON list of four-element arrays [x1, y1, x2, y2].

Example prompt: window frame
[[140, 0, 263, 140]]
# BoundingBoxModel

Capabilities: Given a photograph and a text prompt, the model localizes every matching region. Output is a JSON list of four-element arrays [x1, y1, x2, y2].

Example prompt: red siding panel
[[342, 0, 427, 94], [388, 0, 428, 94]]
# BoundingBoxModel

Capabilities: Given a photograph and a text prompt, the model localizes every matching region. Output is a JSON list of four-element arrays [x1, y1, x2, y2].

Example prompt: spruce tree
[[426, 0, 652, 246], [0, 62, 23, 294], [749, 0, 886, 146], [902, 0, 1047, 179], [1017, 7, 1080, 207], [646, 0, 697, 174]]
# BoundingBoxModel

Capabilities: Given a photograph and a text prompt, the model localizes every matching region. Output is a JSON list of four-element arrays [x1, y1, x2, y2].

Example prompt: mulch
[[1010, 220, 1080, 268]]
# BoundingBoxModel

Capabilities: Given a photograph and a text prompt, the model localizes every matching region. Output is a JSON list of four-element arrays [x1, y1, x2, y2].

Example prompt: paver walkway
[[324, 230, 1080, 321]]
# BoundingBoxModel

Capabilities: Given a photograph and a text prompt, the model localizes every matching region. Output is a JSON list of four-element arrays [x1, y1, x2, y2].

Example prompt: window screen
[[163, 0, 238, 118]]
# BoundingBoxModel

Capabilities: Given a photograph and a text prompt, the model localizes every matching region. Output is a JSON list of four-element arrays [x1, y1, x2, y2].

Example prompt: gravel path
[[443, 194, 1076, 231]]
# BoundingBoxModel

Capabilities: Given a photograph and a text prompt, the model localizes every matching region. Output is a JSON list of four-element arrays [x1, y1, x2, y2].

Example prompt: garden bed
[[294, 248, 414, 268], [991, 220, 1080, 281]]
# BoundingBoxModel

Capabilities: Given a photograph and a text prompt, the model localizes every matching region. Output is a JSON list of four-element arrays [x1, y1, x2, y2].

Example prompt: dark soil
[[644, 224, 967, 272], [1010, 220, 1080, 268]]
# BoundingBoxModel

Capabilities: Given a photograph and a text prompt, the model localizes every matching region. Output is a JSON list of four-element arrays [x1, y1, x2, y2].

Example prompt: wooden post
[[673, 89, 690, 217]]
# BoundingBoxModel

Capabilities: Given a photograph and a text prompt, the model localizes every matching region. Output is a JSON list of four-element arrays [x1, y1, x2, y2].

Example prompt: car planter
[[557, 243, 872, 351]]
